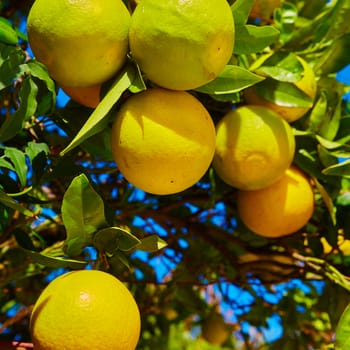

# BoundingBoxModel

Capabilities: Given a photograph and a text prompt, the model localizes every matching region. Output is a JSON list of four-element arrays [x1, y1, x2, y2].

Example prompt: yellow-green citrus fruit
[[27, 0, 131, 87], [30, 270, 141, 350], [213, 105, 295, 190], [129, 0, 234, 90], [60, 84, 101, 108], [202, 312, 230, 346], [237, 165, 314, 238], [244, 55, 317, 122], [110, 87, 216, 195]]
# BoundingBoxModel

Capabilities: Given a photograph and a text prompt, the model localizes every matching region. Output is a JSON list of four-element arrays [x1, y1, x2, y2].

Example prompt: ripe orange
[[27, 0, 131, 87], [30, 270, 141, 350], [129, 0, 234, 90], [244, 55, 317, 122], [60, 84, 101, 108], [110, 87, 216, 195], [237, 165, 314, 238], [213, 105, 295, 190], [201, 312, 230, 346]]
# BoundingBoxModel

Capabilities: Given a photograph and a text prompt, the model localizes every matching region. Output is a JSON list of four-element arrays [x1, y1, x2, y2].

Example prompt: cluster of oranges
[[26, 0, 318, 347], [27, 0, 317, 239]]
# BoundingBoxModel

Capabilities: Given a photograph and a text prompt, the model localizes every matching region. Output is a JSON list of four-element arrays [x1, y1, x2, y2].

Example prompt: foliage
[[1, 0, 350, 349]]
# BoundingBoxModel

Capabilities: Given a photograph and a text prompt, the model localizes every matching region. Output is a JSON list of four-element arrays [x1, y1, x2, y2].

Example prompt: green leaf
[[0, 17, 18, 45], [252, 79, 314, 108], [308, 91, 328, 133], [4, 147, 27, 187], [274, 2, 298, 44], [62, 174, 109, 256], [323, 160, 350, 178], [195, 65, 264, 95], [138, 235, 168, 253], [335, 302, 350, 349], [231, 0, 255, 26], [26, 60, 56, 113], [234, 24, 280, 55], [25, 141, 50, 163], [128, 61, 147, 93], [0, 77, 38, 142], [0, 157, 15, 171], [60, 63, 136, 156], [0, 44, 27, 90], [316, 33, 350, 75], [253, 52, 303, 82], [24, 249, 87, 269], [313, 177, 337, 225], [0, 189, 34, 217], [94, 226, 141, 253]]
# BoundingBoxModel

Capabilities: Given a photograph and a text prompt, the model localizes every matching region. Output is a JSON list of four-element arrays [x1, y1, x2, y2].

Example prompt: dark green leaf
[[62, 174, 108, 256], [195, 65, 264, 95], [4, 147, 27, 187], [313, 177, 337, 225], [138, 235, 168, 253], [26, 60, 56, 112], [234, 24, 280, 55], [0, 18, 18, 45], [0, 44, 27, 90], [25, 141, 50, 163], [25, 249, 87, 269], [0, 77, 38, 142], [94, 226, 141, 253], [252, 79, 314, 107], [0, 189, 34, 217], [316, 33, 350, 75], [323, 160, 350, 178], [231, 0, 255, 26], [60, 63, 136, 156]]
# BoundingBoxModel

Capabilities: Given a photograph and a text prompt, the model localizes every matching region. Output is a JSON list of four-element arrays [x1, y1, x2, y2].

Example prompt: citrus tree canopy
[[2, 0, 350, 349]]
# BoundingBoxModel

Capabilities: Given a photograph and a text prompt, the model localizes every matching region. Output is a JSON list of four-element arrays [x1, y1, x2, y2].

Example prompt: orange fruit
[[213, 105, 295, 190], [237, 165, 314, 238], [30, 270, 141, 350], [60, 84, 101, 108], [201, 312, 230, 346], [27, 0, 131, 87], [129, 0, 234, 90], [110, 87, 216, 195]]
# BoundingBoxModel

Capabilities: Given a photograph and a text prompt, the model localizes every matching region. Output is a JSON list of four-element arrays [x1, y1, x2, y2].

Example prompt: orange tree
[[2, 0, 350, 349]]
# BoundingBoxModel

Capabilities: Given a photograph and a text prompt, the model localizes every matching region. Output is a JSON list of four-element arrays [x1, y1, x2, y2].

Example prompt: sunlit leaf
[[138, 235, 168, 253], [234, 24, 280, 55], [253, 52, 303, 82], [4, 147, 27, 187], [195, 65, 264, 95], [62, 174, 109, 256], [60, 63, 136, 156], [231, 0, 255, 26], [335, 302, 350, 349], [0, 18, 18, 45], [252, 79, 314, 107]]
